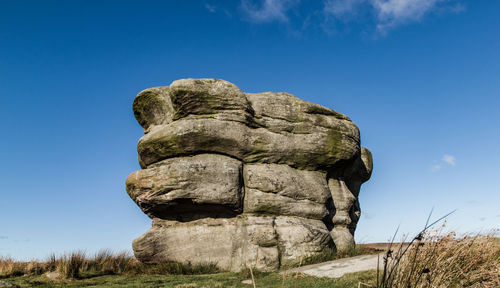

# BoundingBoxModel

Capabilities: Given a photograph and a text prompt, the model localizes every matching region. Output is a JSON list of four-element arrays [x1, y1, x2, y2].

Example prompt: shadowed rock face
[[126, 79, 372, 271]]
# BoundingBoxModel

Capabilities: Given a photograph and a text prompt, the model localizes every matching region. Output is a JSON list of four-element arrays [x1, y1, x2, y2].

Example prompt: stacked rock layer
[[126, 79, 372, 271]]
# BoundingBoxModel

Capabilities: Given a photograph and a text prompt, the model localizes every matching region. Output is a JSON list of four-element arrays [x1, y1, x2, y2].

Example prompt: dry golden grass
[[0, 250, 218, 280], [0, 244, 378, 281], [377, 229, 500, 288], [2, 230, 498, 287]]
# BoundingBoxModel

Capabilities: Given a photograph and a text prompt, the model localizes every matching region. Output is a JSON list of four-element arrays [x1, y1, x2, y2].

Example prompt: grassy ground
[[0, 245, 381, 287], [376, 231, 500, 287], [3, 232, 497, 287], [2, 270, 377, 288]]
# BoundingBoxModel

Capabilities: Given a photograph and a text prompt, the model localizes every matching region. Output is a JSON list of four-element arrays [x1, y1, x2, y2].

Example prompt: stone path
[[282, 253, 383, 278]]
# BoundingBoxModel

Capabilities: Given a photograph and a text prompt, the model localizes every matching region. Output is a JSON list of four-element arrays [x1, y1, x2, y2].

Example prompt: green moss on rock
[[253, 204, 280, 215], [133, 87, 173, 131]]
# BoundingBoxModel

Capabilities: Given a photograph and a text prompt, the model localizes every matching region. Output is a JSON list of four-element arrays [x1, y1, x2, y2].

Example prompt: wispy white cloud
[[430, 163, 442, 172], [442, 154, 456, 166], [372, 0, 446, 32], [430, 154, 456, 172], [322, 0, 464, 33], [240, 0, 464, 34], [205, 3, 217, 13], [323, 0, 365, 18], [241, 0, 300, 23]]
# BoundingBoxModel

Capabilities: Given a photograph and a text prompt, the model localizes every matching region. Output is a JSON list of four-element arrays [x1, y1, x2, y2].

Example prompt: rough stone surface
[[274, 216, 333, 266], [126, 154, 243, 219], [241, 280, 254, 285], [127, 78, 373, 271], [326, 148, 373, 251], [133, 216, 280, 272], [243, 164, 331, 219]]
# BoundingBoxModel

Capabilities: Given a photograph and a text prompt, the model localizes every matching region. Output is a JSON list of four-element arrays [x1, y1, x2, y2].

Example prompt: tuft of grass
[[0, 257, 26, 278], [129, 261, 219, 276], [332, 245, 379, 261], [57, 251, 86, 279], [0, 250, 218, 280], [83, 250, 135, 276], [376, 229, 500, 288], [374, 210, 500, 288]]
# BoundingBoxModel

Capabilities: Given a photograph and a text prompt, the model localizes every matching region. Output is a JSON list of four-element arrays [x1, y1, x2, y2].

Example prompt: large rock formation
[[126, 79, 372, 271]]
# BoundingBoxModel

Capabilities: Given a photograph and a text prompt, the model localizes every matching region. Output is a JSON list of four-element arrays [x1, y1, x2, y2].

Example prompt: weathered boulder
[[133, 216, 280, 271], [274, 216, 333, 266], [126, 154, 243, 220], [135, 79, 360, 170], [243, 164, 330, 219], [326, 148, 373, 250], [127, 78, 372, 271]]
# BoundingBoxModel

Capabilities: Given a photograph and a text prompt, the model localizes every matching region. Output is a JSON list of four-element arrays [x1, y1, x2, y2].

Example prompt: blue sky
[[1, 0, 499, 260]]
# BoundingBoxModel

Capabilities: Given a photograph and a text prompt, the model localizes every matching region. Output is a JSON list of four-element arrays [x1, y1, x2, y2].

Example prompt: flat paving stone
[[282, 253, 383, 278]]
